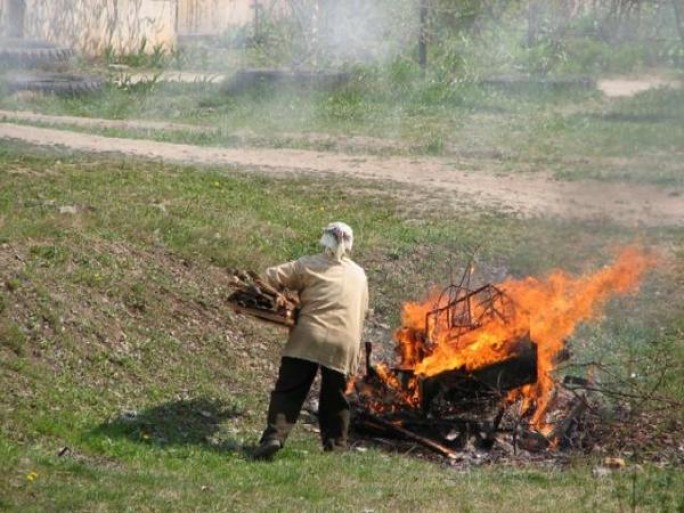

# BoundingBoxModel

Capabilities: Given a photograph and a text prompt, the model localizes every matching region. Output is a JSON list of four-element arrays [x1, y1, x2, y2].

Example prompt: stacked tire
[[5, 72, 104, 96], [0, 37, 74, 68], [0, 37, 104, 96]]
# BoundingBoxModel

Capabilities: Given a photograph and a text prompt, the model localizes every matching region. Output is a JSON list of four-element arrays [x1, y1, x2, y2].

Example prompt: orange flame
[[383, 246, 655, 428]]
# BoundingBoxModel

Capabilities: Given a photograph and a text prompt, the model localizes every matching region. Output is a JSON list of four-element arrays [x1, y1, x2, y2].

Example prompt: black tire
[[0, 38, 75, 68], [223, 68, 352, 95], [4, 72, 104, 96]]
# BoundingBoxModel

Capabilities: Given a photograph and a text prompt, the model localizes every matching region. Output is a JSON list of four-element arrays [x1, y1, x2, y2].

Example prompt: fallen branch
[[226, 269, 299, 327], [355, 411, 460, 460]]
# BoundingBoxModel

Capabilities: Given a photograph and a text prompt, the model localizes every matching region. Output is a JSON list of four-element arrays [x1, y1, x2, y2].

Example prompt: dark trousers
[[260, 357, 350, 449]]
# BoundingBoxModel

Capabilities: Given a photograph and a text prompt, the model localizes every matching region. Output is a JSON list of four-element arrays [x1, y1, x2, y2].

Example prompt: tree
[[674, 0, 684, 43]]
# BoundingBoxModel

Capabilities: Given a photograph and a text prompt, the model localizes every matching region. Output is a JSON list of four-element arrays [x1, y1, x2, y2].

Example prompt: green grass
[[0, 139, 683, 512], [4, 436, 683, 513]]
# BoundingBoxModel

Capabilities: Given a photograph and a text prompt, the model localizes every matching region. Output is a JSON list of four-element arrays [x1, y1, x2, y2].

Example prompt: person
[[252, 221, 369, 460]]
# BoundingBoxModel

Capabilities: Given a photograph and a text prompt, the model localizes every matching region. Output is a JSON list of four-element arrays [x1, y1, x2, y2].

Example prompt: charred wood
[[354, 411, 460, 460], [420, 336, 538, 415]]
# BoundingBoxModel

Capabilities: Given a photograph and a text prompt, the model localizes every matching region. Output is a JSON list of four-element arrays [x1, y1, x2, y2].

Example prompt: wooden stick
[[356, 411, 459, 460], [549, 395, 587, 443]]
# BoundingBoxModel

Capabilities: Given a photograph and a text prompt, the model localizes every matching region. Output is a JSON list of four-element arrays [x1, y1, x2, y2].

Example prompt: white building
[[0, 0, 275, 56]]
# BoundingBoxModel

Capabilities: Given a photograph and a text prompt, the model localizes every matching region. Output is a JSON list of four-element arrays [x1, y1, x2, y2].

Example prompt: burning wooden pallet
[[348, 277, 586, 461], [226, 269, 299, 327], [354, 337, 542, 457], [351, 341, 586, 461]]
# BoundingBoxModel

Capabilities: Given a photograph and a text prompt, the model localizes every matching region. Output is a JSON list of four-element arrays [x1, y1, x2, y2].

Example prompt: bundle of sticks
[[226, 269, 300, 327]]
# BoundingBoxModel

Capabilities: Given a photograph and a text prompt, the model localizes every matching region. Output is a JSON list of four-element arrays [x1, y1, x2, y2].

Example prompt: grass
[[4, 440, 683, 513], [2, 49, 684, 510], [0, 136, 683, 511]]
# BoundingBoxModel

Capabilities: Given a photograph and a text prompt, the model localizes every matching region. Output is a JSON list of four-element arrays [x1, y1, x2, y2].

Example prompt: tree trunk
[[527, 0, 542, 47], [418, 0, 428, 74], [674, 0, 684, 44]]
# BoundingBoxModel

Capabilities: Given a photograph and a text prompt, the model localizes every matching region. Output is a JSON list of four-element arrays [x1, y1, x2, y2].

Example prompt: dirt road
[[1, 112, 682, 227]]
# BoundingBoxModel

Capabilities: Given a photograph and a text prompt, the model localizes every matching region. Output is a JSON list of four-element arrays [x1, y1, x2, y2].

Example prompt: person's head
[[319, 221, 354, 259]]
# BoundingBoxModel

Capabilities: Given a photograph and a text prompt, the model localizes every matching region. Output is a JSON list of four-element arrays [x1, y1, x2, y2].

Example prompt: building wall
[[0, 0, 26, 37], [1, 0, 295, 56], [20, 0, 177, 56], [177, 0, 253, 35]]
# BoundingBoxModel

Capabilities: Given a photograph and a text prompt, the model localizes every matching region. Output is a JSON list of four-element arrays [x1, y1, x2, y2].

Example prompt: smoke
[[2, 1, 682, 149], [6, 2, 682, 78], [316, 0, 418, 66], [261, 0, 419, 68]]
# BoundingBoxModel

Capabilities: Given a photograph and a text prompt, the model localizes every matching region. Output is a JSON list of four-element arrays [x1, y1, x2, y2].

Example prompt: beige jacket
[[263, 253, 369, 375]]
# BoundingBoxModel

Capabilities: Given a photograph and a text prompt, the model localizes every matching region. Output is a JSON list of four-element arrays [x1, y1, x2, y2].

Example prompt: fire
[[381, 246, 655, 429]]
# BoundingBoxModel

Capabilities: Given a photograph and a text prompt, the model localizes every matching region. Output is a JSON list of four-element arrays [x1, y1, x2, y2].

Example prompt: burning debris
[[224, 250, 677, 464], [348, 247, 656, 463]]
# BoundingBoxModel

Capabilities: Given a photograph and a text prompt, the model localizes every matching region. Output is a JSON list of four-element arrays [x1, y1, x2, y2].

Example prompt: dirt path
[[1, 114, 682, 227], [596, 77, 681, 98]]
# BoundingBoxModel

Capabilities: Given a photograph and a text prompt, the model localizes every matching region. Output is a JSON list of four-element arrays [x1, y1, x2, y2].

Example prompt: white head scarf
[[319, 221, 354, 259]]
